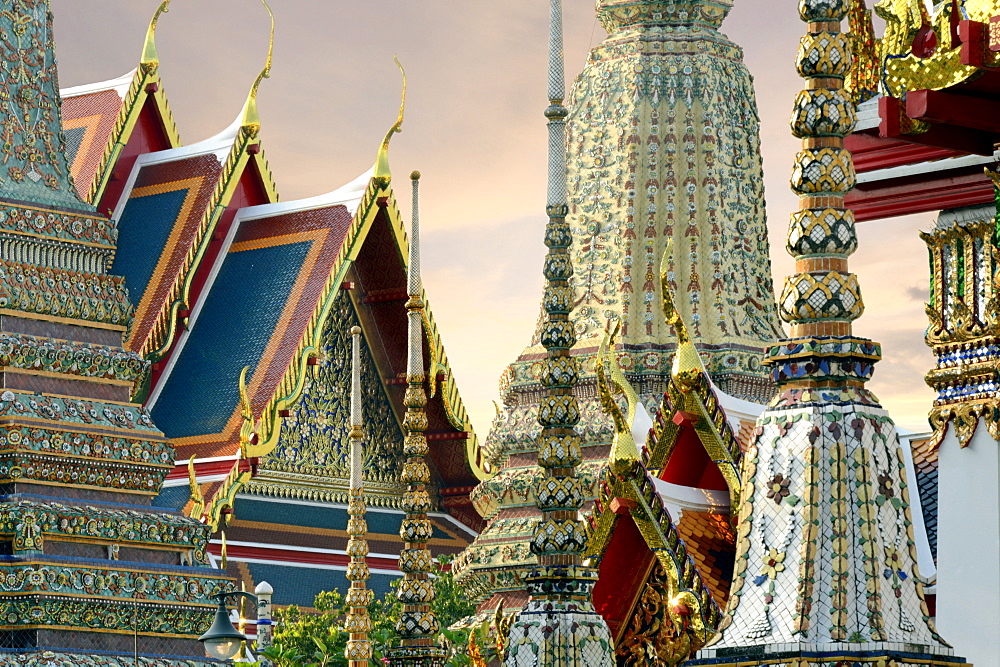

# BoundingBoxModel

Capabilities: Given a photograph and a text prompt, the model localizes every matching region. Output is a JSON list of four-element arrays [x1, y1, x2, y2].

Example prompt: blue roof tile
[[152, 239, 313, 438], [111, 188, 190, 307], [245, 561, 396, 607]]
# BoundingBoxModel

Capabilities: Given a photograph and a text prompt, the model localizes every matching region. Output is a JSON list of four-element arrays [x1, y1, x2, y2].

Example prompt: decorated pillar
[[689, 1, 966, 664], [502, 1, 615, 665], [386, 172, 447, 666], [345, 326, 374, 666], [255, 581, 274, 667], [920, 189, 1000, 665]]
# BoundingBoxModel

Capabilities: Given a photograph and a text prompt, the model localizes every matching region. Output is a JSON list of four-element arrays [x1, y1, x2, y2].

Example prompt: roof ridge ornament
[[597, 322, 642, 473], [374, 56, 407, 187], [141, 0, 171, 67], [660, 241, 704, 389], [240, 0, 274, 130]]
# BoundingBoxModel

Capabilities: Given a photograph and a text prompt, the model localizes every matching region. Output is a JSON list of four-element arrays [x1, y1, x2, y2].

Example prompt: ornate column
[[386, 172, 447, 666], [502, 1, 615, 665], [690, 2, 965, 664], [344, 326, 373, 666]]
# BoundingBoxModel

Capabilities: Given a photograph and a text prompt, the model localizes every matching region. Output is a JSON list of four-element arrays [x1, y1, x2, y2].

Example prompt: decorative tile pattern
[[922, 205, 1000, 448], [0, 0, 89, 212], [693, 2, 961, 664], [0, 261, 133, 326]]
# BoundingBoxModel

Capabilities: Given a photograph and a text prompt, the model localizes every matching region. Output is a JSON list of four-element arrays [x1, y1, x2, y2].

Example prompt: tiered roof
[[53, 1, 487, 612]]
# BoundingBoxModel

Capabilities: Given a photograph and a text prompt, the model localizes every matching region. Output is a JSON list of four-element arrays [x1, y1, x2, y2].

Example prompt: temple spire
[[690, 2, 963, 664], [374, 57, 407, 187], [344, 326, 373, 666], [385, 171, 447, 666], [0, 0, 93, 212], [502, 1, 615, 664], [240, 0, 274, 130], [141, 0, 171, 66]]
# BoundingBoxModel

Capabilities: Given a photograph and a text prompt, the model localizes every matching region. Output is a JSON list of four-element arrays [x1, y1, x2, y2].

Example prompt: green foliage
[[261, 556, 478, 666]]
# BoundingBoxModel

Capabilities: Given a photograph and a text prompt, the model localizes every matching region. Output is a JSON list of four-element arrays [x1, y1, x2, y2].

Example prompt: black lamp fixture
[[198, 590, 260, 661]]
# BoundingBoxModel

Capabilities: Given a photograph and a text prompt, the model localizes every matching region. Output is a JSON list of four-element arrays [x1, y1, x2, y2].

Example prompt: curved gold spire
[[660, 242, 702, 388], [373, 56, 407, 186], [141, 0, 171, 65], [597, 323, 641, 473], [241, 0, 275, 129], [186, 455, 205, 520]]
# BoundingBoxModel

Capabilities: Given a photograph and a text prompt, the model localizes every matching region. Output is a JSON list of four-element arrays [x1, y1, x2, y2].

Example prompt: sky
[[49, 0, 939, 438]]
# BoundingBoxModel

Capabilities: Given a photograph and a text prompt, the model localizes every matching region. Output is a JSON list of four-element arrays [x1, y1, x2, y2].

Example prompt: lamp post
[[198, 583, 273, 663]]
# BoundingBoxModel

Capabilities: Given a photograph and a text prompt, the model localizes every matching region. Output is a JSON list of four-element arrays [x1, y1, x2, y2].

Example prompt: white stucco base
[[936, 422, 1000, 666]]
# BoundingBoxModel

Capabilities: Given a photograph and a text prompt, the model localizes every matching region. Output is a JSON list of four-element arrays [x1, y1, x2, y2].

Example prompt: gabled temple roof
[[108, 108, 278, 364], [149, 169, 487, 531], [59, 2, 182, 211], [61, 66, 181, 209], [584, 335, 760, 659], [149, 171, 367, 454]]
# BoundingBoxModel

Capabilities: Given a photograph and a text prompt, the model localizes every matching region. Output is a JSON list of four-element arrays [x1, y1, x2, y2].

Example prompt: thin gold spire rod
[[503, 0, 614, 663], [386, 171, 446, 666], [241, 0, 275, 129], [141, 0, 171, 65], [344, 326, 373, 666]]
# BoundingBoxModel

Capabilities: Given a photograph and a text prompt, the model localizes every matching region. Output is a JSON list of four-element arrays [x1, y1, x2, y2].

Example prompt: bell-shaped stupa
[[689, 1, 967, 664], [454, 0, 782, 616]]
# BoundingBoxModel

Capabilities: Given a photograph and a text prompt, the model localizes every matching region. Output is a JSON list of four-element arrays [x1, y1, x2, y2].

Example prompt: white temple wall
[[936, 422, 1000, 665]]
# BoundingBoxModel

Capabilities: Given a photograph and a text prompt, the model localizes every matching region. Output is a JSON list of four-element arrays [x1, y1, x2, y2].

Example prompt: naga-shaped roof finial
[[374, 56, 407, 187], [240, 0, 275, 130], [597, 322, 642, 473], [141, 0, 171, 66], [660, 241, 703, 389]]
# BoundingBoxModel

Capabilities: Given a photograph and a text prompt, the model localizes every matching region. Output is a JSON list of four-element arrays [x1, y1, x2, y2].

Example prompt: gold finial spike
[[597, 323, 642, 471], [659, 239, 690, 345], [240, 0, 275, 129], [659, 243, 704, 386], [187, 456, 205, 520], [220, 530, 228, 569], [373, 56, 407, 185], [141, 0, 171, 65], [237, 366, 254, 458]]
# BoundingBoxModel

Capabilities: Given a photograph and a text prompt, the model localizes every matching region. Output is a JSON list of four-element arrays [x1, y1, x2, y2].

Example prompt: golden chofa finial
[[597, 322, 642, 474], [373, 56, 407, 187], [660, 242, 703, 389], [241, 0, 275, 130], [141, 0, 171, 66]]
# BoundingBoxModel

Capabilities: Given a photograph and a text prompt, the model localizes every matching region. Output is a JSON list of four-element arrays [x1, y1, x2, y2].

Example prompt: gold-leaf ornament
[[187, 455, 205, 520], [597, 322, 641, 474], [660, 242, 702, 390], [374, 56, 407, 185]]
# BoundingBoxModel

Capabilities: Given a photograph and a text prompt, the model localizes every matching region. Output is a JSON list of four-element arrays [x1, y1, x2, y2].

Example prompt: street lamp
[[199, 594, 247, 660], [198, 582, 274, 662]]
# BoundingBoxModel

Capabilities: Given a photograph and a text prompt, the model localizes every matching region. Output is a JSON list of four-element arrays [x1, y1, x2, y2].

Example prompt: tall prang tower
[[0, 2, 229, 664], [454, 0, 782, 614]]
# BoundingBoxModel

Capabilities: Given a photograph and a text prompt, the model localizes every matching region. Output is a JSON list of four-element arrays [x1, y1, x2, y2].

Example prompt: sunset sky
[[50, 0, 938, 437]]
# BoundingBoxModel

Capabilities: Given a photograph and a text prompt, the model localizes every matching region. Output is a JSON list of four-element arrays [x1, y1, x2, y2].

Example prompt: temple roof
[[108, 108, 278, 362], [149, 171, 366, 452], [584, 336, 759, 658], [145, 168, 486, 531], [60, 67, 180, 209]]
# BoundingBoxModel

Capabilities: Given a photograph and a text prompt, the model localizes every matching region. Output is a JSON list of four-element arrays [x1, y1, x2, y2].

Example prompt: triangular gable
[[586, 457, 722, 657], [109, 114, 278, 369], [152, 172, 485, 531], [153, 173, 368, 460], [583, 340, 762, 661], [648, 369, 748, 508], [61, 65, 180, 212]]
